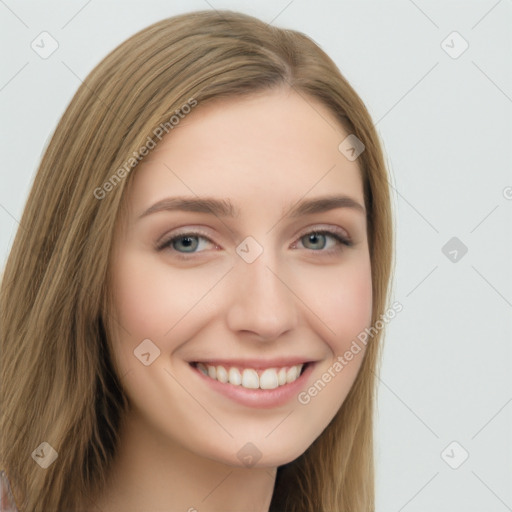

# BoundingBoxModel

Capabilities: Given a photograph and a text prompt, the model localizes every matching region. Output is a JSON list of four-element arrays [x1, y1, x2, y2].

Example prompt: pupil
[[306, 233, 325, 250], [176, 236, 197, 252]]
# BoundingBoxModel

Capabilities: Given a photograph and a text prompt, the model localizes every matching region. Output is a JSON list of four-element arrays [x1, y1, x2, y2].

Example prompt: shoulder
[[0, 469, 20, 512]]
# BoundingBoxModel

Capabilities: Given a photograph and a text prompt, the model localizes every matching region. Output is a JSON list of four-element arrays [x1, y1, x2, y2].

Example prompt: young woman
[[0, 9, 393, 511]]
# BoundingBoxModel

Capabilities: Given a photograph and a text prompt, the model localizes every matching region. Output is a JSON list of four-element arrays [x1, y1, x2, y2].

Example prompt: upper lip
[[190, 358, 315, 369]]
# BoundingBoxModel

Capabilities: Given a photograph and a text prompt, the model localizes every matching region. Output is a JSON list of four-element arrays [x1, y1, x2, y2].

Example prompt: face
[[107, 87, 372, 468]]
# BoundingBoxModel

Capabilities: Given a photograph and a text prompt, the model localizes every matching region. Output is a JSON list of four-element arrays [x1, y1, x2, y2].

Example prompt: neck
[[88, 408, 277, 512]]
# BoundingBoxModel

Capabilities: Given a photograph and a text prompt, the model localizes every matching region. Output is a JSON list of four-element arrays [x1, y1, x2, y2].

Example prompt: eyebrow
[[138, 194, 366, 220]]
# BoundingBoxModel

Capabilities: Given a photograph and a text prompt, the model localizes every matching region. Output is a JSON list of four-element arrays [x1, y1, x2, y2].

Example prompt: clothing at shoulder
[[0, 470, 19, 512]]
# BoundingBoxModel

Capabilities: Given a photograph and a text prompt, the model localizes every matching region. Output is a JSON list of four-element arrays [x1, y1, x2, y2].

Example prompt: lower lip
[[190, 362, 316, 409]]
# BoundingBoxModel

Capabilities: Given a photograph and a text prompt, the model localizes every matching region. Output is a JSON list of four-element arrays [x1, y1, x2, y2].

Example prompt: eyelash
[[156, 227, 353, 260]]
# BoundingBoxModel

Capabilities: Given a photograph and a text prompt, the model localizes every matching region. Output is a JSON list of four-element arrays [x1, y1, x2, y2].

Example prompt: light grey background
[[1, 1, 511, 510]]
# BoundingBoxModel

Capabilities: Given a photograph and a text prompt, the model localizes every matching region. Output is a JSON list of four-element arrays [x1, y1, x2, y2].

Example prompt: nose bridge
[[225, 241, 298, 339]]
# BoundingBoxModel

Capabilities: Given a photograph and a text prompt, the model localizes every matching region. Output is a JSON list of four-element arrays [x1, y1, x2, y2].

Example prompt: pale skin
[[90, 87, 372, 512]]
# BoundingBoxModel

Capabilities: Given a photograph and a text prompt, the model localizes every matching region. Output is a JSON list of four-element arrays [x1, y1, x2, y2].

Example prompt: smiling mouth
[[189, 362, 309, 390]]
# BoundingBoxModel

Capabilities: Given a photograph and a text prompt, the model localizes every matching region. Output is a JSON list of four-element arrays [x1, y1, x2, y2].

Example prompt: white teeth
[[260, 368, 279, 389], [228, 367, 242, 386], [196, 362, 305, 389], [216, 365, 228, 383], [242, 369, 259, 389], [286, 365, 300, 383], [278, 368, 287, 386]]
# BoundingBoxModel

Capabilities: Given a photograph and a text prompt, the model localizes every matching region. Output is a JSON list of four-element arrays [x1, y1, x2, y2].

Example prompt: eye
[[293, 228, 352, 254], [156, 226, 352, 260], [157, 230, 216, 259]]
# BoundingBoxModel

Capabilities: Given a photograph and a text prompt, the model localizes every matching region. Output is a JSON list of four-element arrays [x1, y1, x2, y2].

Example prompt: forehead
[[124, 88, 364, 218]]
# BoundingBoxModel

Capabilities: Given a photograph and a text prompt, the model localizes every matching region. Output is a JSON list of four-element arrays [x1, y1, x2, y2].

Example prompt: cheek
[[111, 250, 210, 336], [108, 251, 172, 374], [296, 257, 373, 352], [108, 250, 227, 370], [292, 258, 372, 426], [331, 266, 373, 347]]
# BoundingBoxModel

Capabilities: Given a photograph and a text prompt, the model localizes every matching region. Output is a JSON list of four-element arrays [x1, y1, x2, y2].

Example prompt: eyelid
[[293, 224, 351, 244], [155, 227, 215, 250]]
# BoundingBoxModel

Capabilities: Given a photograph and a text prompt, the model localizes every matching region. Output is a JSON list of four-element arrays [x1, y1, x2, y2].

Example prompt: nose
[[225, 249, 299, 342]]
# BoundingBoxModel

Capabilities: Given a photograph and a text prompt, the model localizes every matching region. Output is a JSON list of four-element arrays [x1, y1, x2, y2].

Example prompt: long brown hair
[[0, 10, 393, 511]]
